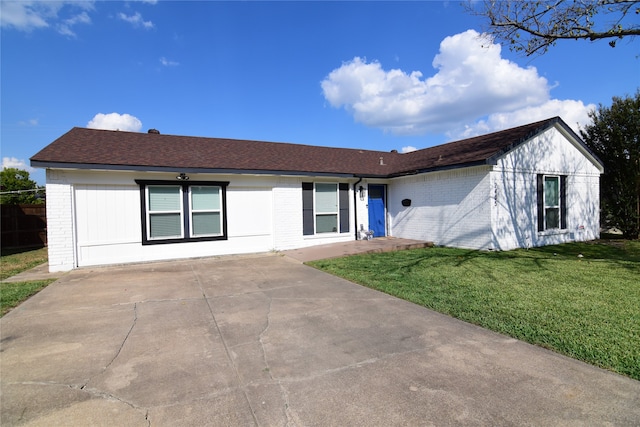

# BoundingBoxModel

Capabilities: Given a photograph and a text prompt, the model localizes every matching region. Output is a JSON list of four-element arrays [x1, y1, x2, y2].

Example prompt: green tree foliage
[[581, 91, 640, 239], [466, 0, 640, 56], [0, 168, 43, 205]]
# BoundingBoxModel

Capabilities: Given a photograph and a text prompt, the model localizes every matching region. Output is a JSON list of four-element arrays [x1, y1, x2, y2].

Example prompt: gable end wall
[[491, 126, 601, 250]]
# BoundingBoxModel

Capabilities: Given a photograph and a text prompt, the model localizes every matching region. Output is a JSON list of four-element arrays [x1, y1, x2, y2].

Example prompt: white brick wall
[[492, 126, 602, 250], [389, 126, 602, 251], [389, 167, 493, 249], [273, 177, 356, 250], [45, 171, 76, 272]]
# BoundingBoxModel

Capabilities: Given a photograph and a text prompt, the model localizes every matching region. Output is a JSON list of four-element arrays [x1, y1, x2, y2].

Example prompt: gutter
[[28, 161, 357, 179], [353, 176, 363, 240]]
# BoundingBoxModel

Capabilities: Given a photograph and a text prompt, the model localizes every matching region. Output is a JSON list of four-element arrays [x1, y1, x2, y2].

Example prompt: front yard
[[309, 240, 640, 381]]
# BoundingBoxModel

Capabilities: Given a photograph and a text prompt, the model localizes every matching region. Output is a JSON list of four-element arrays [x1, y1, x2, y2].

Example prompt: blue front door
[[367, 184, 386, 238]]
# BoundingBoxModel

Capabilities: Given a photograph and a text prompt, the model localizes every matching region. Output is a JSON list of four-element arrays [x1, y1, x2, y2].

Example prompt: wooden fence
[[1, 204, 47, 250]]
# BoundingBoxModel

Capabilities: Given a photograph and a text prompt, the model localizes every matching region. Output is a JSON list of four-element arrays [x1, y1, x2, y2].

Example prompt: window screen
[[190, 186, 222, 237], [148, 186, 182, 238], [315, 183, 338, 233]]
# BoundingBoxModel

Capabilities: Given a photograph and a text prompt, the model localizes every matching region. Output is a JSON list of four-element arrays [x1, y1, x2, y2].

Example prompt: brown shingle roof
[[31, 127, 403, 177], [31, 117, 591, 177], [397, 117, 565, 174]]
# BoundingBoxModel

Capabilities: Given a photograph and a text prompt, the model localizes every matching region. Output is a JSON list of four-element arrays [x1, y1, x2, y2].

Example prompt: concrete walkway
[[1, 244, 639, 425], [282, 237, 433, 263]]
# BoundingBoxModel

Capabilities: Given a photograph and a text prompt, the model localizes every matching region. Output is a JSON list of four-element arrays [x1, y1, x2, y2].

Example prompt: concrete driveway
[[1, 253, 639, 426]]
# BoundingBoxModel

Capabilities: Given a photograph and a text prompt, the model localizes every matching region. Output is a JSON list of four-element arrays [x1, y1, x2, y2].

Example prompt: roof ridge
[[71, 126, 401, 156]]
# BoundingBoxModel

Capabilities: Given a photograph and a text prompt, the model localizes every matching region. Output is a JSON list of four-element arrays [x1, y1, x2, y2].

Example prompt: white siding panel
[[227, 187, 273, 238], [74, 184, 141, 266]]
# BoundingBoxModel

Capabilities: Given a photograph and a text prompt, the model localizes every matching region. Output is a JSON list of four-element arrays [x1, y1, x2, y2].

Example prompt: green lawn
[[1, 247, 55, 316], [309, 240, 640, 381]]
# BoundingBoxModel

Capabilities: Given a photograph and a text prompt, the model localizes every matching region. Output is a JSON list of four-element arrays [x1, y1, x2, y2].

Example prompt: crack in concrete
[[191, 264, 260, 426], [258, 297, 274, 381], [10, 380, 150, 425], [59, 301, 144, 420], [75, 384, 152, 427], [104, 302, 138, 373], [238, 345, 433, 389], [111, 297, 202, 306], [279, 381, 302, 427]]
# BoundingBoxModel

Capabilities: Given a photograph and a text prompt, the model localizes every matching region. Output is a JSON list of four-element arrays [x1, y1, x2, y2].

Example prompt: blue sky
[[2, 1, 638, 184]]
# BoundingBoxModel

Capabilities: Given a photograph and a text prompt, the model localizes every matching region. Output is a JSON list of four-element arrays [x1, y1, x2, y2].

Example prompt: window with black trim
[[537, 174, 567, 231], [136, 180, 229, 244], [302, 182, 349, 235]]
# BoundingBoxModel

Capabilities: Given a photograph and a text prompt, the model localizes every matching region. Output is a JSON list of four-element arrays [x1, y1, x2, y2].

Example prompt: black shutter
[[537, 174, 544, 232], [138, 183, 148, 242], [339, 183, 350, 233], [302, 182, 314, 235], [560, 175, 567, 229]]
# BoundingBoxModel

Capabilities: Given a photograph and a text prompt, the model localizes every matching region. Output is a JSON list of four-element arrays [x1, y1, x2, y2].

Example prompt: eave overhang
[[29, 160, 365, 179]]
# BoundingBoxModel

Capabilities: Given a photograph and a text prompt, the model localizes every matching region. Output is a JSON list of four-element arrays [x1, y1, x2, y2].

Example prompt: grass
[[309, 240, 640, 381], [1, 247, 55, 316]]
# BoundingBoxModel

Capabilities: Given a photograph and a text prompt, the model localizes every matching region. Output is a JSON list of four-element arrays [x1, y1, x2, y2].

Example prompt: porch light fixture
[[359, 185, 365, 201], [176, 173, 190, 181]]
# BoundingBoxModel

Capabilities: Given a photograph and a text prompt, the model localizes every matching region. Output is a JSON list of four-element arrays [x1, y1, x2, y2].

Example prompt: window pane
[[544, 177, 559, 206], [149, 186, 180, 211], [545, 208, 559, 229], [192, 212, 221, 236], [192, 186, 220, 210], [369, 186, 383, 199], [150, 213, 181, 238], [316, 183, 337, 213], [316, 214, 337, 233]]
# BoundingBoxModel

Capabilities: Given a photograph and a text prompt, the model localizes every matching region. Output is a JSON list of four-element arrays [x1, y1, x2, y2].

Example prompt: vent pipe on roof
[[148, 129, 160, 134]]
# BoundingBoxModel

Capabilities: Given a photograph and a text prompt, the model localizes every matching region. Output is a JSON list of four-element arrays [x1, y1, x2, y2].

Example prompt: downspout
[[353, 176, 363, 240]]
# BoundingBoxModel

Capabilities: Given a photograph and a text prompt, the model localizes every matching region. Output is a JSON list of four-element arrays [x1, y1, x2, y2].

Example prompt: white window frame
[[314, 183, 339, 234], [188, 186, 223, 238], [543, 175, 561, 230], [146, 185, 184, 241]]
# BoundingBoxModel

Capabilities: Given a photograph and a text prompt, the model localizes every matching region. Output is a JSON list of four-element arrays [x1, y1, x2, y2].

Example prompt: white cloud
[[87, 113, 143, 132], [401, 146, 417, 153], [2, 157, 32, 171], [58, 11, 91, 37], [321, 29, 592, 138], [160, 57, 179, 67], [118, 12, 154, 29], [18, 118, 39, 127], [0, 1, 94, 35], [0, 1, 49, 31], [453, 99, 595, 139]]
